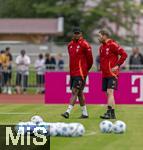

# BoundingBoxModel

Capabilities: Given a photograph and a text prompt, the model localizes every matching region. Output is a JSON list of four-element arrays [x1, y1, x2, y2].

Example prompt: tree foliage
[[0, 0, 141, 43]]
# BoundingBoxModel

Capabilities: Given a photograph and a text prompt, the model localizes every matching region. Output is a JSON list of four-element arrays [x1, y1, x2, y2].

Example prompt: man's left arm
[[111, 42, 128, 70], [83, 41, 93, 71]]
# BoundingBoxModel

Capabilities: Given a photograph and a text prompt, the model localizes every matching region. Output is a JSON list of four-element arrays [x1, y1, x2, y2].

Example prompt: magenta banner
[[45, 72, 143, 104]]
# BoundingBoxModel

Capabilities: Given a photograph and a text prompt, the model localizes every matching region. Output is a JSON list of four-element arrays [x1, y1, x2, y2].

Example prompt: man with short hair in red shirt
[[98, 29, 127, 119], [61, 27, 93, 119]]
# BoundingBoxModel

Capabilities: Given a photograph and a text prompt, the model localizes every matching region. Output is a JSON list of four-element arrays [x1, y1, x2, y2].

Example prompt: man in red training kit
[[61, 27, 93, 119], [98, 30, 127, 119]]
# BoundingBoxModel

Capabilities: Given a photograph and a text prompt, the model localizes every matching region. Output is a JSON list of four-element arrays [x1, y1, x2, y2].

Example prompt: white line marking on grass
[[0, 122, 18, 125], [84, 130, 97, 136], [0, 112, 31, 115]]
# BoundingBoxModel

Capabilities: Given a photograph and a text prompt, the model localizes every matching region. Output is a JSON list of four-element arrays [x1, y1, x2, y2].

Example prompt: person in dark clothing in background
[[129, 47, 143, 70], [45, 53, 56, 70], [57, 53, 64, 70]]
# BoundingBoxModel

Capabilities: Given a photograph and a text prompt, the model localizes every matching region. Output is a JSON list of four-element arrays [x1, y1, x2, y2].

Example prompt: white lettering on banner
[[66, 75, 89, 93], [131, 75, 143, 102]]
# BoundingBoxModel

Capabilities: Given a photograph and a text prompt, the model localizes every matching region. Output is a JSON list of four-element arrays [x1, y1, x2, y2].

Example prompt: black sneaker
[[100, 113, 111, 119], [111, 114, 116, 119], [111, 109, 116, 119], [61, 112, 69, 119], [79, 114, 89, 119]]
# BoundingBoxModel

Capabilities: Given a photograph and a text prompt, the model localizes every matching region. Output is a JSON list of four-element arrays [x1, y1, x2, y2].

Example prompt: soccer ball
[[75, 123, 85, 136], [55, 123, 65, 136], [31, 115, 43, 124], [49, 123, 58, 136], [99, 120, 113, 133], [112, 120, 126, 134], [60, 123, 70, 137], [68, 123, 79, 137], [68, 123, 85, 137]]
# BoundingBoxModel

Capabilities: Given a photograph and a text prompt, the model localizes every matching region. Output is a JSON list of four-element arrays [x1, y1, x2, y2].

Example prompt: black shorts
[[102, 77, 118, 91], [70, 76, 86, 90], [36, 74, 45, 84]]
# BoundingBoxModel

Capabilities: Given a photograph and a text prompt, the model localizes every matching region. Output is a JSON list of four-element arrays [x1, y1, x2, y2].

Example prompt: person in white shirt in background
[[34, 54, 45, 94], [15, 49, 31, 94]]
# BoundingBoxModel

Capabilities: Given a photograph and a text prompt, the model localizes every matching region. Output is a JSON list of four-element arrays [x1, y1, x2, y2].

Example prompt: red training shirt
[[68, 37, 93, 79], [99, 39, 127, 78]]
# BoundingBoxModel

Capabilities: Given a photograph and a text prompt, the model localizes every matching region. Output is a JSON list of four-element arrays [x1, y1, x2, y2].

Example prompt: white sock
[[66, 105, 74, 114], [81, 105, 88, 116], [8, 87, 11, 91], [8, 87, 12, 94]]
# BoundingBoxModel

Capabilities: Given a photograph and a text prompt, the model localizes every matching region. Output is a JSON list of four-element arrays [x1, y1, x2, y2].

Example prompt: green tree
[[33, 0, 86, 42], [85, 0, 141, 44], [0, 0, 141, 44]]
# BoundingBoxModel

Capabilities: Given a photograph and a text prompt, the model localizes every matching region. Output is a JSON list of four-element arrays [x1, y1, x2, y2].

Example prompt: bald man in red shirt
[[98, 30, 127, 119]]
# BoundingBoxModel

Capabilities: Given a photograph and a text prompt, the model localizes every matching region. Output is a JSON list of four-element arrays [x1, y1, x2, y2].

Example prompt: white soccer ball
[[55, 123, 65, 136], [31, 115, 43, 124], [75, 123, 85, 136], [60, 123, 70, 137], [112, 120, 126, 134], [99, 120, 113, 133], [68, 123, 79, 137], [49, 123, 58, 136], [68, 123, 85, 137]]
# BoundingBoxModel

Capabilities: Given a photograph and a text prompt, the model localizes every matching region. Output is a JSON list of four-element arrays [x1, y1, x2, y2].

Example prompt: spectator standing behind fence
[[0, 50, 9, 93], [57, 53, 64, 70], [15, 50, 31, 94], [45, 53, 56, 70], [129, 47, 143, 70], [34, 54, 45, 94], [3, 47, 13, 94], [0, 50, 9, 94]]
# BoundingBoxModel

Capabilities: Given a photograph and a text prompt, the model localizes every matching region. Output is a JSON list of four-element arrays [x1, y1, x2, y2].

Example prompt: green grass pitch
[[0, 104, 143, 150]]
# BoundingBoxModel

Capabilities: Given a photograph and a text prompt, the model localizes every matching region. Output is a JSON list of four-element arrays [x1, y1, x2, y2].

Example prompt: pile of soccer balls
[[15, 115, 85, 137], [99, 120, 126, 134]]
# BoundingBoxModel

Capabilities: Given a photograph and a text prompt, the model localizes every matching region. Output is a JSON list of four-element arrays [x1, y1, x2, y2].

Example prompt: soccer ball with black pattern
[[99, 120, 113, 133], [31, 115, 43, 124], [112, 120, 126, 134]]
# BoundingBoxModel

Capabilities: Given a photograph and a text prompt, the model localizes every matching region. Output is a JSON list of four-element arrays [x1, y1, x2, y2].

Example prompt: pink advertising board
[[45, 72, 143, 104]]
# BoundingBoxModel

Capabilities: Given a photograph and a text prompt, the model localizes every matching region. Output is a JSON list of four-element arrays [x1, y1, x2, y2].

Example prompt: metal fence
[[0, 64, 143, 94]]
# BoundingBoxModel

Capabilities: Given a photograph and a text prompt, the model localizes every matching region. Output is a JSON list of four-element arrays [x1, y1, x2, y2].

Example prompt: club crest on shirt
[[76, 45, 80, 52], [77, 45, 80, 49]]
